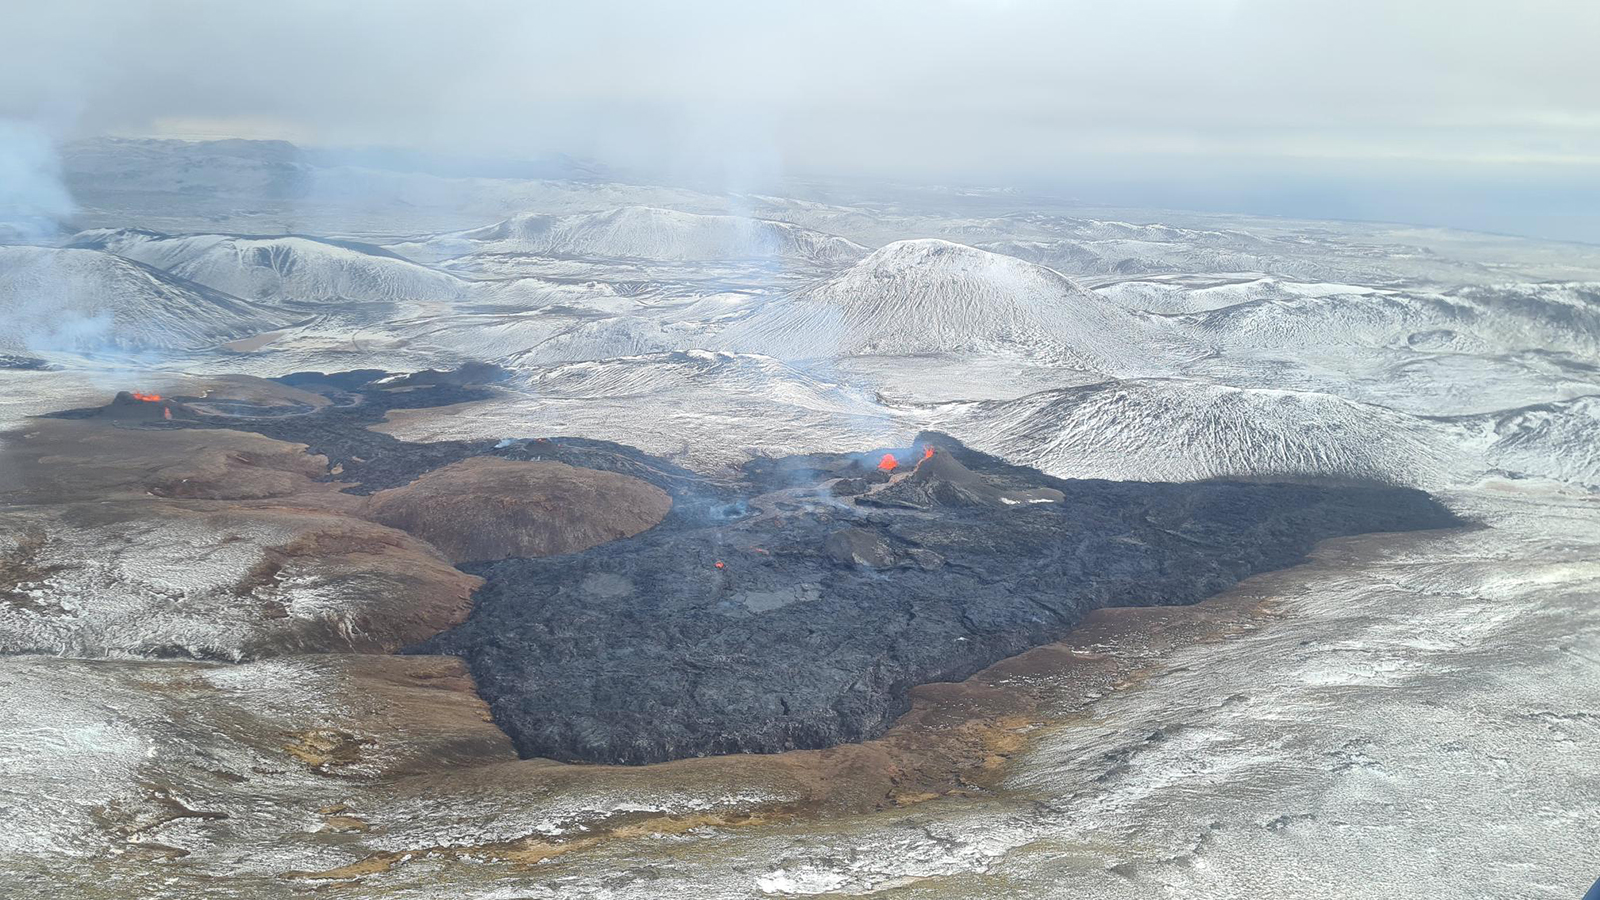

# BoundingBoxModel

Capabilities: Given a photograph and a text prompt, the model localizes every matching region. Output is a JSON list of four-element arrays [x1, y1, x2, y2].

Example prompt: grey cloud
[[2, 0, 1598, 240]]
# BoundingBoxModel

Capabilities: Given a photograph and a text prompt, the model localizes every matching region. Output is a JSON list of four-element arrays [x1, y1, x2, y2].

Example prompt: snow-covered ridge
[[1172, 281, 1600, 359], [0, 245, 281, 353], [384, 350, 905, 470], [512, 349, 874, 413], [934, 379, 1458, 487], [932, 377, 1600, 491], [393, 206, 868, 265], [1094, 275, 1388, 314], [1463, 394, 1600, 490], [66, 228, 468, 304]]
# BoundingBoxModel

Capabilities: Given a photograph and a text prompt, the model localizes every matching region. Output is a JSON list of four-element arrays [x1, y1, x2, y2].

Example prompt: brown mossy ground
[[362, 456, 672, 564]]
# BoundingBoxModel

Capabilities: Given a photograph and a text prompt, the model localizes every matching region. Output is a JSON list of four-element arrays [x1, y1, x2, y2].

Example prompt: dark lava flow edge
[[51, 367, 1465, 765]]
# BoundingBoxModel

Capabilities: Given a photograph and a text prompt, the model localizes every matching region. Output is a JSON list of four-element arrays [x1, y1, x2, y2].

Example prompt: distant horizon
[[7, 1, 1597, 244], [42, 130, 1600, 248]]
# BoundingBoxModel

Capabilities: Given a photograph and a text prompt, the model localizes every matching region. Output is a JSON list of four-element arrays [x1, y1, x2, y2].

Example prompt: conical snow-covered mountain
[[720, 239, 1176, 367], [0, 246, 281, 353], [393, 206, 868, 265], [66, 229, 468, 305]]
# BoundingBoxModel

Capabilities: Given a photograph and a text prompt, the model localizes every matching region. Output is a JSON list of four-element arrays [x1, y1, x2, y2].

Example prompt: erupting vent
[[104, 390, 181, 422]]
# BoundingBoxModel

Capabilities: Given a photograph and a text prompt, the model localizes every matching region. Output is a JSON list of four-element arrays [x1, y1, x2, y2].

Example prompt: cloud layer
[[4, 1, 1599, 239]]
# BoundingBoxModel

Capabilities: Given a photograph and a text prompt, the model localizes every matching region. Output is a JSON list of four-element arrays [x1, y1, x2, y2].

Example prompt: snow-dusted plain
[[1, 137, 1597, 898]]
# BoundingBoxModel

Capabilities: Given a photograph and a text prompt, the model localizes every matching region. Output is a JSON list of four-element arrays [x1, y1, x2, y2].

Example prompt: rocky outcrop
[[859, 448, 1064, 509]]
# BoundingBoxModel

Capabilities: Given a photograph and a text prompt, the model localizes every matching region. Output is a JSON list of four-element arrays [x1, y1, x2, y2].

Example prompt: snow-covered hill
[[67, 229, 468, 305], [933, 379, 1459, 487], [720, 239, 1178, 368], [378, 302, 697, 364], [932, 375, 1600, 491], [974, 239, 1108, 276], [0, 246, 281, 354], [1465, 395, 1600, 490], [1095, 276, 1388, 315], [1176, 282, 1600, 359], [513, 349, 868, 409], [394, 206, 867, 265]]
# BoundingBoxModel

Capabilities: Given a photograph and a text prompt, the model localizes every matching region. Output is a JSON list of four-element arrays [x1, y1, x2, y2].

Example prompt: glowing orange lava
[[922, 446, 935, 460], [877, 453, 898, 472], [130, 391, 162, 402]]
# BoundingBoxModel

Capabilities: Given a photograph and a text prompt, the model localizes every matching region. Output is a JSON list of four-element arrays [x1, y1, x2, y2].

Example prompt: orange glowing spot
[[130, 391, 162, 402], [922, 446, 935, 460], [714, 561, 725, 569], [163, 407, 172, 420], [877, 453, 898, 472]]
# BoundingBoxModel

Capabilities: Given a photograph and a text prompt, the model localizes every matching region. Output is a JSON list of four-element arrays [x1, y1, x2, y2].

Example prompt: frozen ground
[[0, 137, 1596, 897]]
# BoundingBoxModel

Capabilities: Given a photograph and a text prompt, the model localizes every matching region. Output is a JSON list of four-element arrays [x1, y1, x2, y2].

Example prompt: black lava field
[[62, 370, 1459, 765]]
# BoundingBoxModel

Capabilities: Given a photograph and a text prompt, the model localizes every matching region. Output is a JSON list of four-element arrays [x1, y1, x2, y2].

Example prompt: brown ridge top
[[362, 456, 672, 564]]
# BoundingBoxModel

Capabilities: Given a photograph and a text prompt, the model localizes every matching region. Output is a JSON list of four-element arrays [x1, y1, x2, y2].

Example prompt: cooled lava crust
[[57, 369, 1459, 765], [420, 440, 1458, 765]]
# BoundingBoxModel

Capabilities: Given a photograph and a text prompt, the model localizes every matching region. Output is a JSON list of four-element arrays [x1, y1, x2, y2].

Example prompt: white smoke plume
[[0, 119, 74, 244], [0, 120, 122, 363]]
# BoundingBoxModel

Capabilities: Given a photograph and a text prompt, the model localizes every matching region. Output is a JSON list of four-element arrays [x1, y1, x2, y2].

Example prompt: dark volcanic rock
[[104, 391, 193, 422], [0, 354, 49, 371], [824, 528, 896, 567], [862, 447, 1064, 509], [418, 441, 1459, 765]]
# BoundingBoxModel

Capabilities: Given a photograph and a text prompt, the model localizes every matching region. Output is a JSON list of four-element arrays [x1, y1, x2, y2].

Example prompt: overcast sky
[[4, 0, 1599, 240]]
